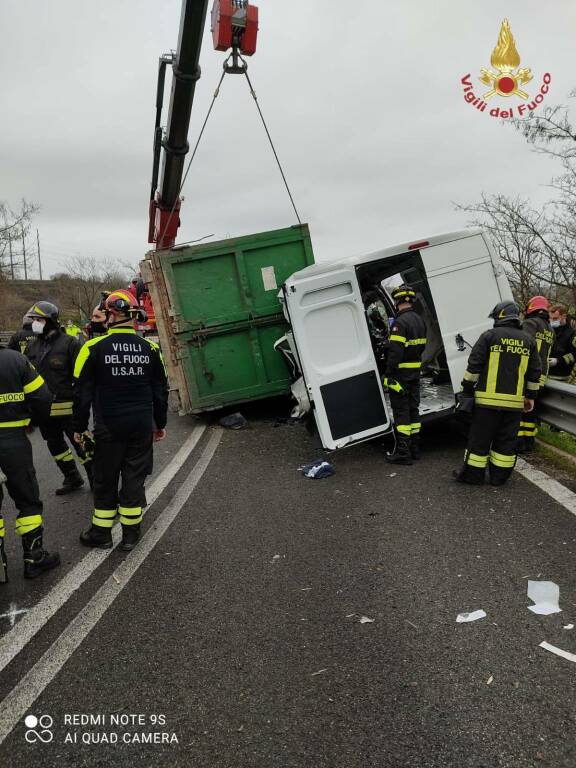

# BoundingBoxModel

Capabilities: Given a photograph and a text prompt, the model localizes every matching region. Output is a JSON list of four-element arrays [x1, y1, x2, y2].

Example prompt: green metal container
[[142, 224, 314, 413]]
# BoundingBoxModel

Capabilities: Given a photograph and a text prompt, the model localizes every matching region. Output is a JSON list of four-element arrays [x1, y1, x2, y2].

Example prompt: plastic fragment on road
[[564, 624, 574, 630], [359, 616, 374, 624], [298, 459, 335, 479], [270, 554, 281, 563], [486, 675, 493, 685], [539, 641, 576, 663], [456, 609, 487, 623], [311, 668, 328, 676], [219, 412, 248, 430], [527, 580, 562, 615]]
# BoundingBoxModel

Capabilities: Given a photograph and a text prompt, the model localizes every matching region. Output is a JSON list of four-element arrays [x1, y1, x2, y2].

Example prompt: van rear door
[[284, 266, 391, 450], [420, 233, 512, 391]]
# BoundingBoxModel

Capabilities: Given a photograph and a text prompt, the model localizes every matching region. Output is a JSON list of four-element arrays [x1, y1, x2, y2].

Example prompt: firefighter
[[8, 310, 36, 354], [548, 303, 576, 381], [454, 301, 541, 486], [65, 320, 82, 338], [0, 345, 60, 581], [24, 301, 92, 494], [517, 296, 554, 452], [72, 289, 168, 551], [383, 284, 427, 464]]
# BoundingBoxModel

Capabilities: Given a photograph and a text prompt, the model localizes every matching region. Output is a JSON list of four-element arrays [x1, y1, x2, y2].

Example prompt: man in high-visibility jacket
[[72, 289, 168, 552], [24, 301, 92, 494], [0, 345, 60, 581], [382, 284, 427, 465], [517, 295, 554, 452], [454, 301, 541, 486]]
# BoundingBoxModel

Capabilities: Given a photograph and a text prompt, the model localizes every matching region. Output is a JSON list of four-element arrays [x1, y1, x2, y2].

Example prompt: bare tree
[[56, 256, 132, 321], [457, 93, 576, 305], [0, 200, 39, 280]]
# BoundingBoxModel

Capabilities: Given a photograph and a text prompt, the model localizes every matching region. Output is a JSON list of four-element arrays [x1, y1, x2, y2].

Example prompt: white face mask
[[31, 320, 46, 335], [550, 319, 562, 328]]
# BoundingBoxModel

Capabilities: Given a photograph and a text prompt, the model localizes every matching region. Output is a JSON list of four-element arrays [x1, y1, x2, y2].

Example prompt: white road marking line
[[515, 457, 576, 516], [0, 428, 222, 745], [0, 424, 206, 676]]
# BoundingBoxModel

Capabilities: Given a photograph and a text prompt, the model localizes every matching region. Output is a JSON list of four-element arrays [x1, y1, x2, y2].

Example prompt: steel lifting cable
[[241, 66, 302, 226], [159, 53, 303, 245], [158, 69, 227, 248]]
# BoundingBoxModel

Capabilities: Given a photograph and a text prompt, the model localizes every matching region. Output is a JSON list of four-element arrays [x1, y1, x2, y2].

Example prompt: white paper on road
[[539, 641, 576, 663], [564, 624, 574, 630], [527, 580, 562, 615], [456, 609, 487, 623], [359, 616, 374, 624]]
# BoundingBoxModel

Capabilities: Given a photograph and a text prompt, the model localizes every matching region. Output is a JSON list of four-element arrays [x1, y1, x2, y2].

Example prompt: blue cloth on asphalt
[[299, 459, 335, 479]]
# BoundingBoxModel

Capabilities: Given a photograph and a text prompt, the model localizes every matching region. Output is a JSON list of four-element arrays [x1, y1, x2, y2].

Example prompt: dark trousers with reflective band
[[0, 429, 43, 538], [389, 380, 421, 437], [40, 415, 88, 475], [92, 432, 153, 529], [518, 400, 541, 446], [462, 406, 521, 484]]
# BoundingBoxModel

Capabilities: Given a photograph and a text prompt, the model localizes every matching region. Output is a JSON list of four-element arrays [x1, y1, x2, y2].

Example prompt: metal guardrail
[[539, 380, 576, 436]]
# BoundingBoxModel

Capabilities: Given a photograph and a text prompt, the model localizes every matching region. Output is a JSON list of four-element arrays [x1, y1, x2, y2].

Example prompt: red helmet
[[526, 295, 550, 314], [105, 289, 138, 315]]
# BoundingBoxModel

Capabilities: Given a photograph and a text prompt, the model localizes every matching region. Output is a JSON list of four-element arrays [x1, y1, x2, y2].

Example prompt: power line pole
[[8, 232, 14, 280], [36, 229, 43, 280], [21, 226, 27, 280]]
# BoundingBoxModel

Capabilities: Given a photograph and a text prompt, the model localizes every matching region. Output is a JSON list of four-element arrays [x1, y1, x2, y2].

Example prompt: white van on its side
[[278, 228, 513, 450]]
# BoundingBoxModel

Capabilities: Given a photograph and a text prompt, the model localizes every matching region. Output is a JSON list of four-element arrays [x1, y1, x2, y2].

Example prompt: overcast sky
[[1, 1, 575, 278]]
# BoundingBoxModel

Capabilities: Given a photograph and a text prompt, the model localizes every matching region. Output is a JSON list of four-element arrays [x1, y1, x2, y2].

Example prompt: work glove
[[382, 377, 405, 395], [549, 358, 558, 367], [455, 391, 475, 415]]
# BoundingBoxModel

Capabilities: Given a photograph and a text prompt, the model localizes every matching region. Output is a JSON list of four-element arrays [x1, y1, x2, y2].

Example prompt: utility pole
[[8, 232, 14, 280], [21, 225, 27, 280], [36, 229, 43, 280]]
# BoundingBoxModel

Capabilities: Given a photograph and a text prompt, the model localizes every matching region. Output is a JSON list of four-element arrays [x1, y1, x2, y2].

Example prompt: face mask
[[31, 320, 46, 335], [550, 319, 561, 328], [90, 321, 106, 334]]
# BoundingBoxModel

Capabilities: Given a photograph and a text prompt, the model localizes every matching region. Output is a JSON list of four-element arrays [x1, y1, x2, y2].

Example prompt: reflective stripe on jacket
[[385, 307, 427, 382]]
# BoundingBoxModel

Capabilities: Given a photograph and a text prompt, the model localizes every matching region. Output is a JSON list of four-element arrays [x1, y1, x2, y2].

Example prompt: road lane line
[[516, 457, 576, 516], [0, 427, 222, 745], [0, 423, 206, 675]]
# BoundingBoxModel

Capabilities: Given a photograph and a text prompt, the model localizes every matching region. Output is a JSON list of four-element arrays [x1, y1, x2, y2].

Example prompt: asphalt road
[[1, 408, 576, 767]]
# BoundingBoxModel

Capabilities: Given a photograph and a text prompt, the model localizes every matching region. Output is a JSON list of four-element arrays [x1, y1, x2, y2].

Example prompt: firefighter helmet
[[105, 289, 138, 315], [391, 284, 416, 305], [27, 301, 60, 323], [526, 295, 550, 315], [489, 301, 520, 322]]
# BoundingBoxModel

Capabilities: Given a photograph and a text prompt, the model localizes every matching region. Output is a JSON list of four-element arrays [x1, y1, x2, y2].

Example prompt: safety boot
[[386, 435, 413, 465], [0, 539, 8, 584], [452, 468, 485, 485], [410, 434, 421, 460], [55, 465, 84, 496], [79, 525, 113, 549], [119, 524, 141, 552], [22, 528, 61, 579]]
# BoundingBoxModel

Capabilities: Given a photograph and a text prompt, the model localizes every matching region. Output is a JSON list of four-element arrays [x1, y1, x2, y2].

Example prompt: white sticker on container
[[261, 266, 278, 292]]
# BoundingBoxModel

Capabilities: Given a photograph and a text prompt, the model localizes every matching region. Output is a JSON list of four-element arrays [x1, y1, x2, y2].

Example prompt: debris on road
[[311, 668, 328, 676], [219, 412, 248, 430], [270, 554, 282, 563], [456, 609, 487, 623], [298, 459, 335, 479], [486, 675, 494, 685], [563, 624, 574, 630], [359, 616, 375, 624], [527, 581, 562, 615], [539, 641, 576, 663]]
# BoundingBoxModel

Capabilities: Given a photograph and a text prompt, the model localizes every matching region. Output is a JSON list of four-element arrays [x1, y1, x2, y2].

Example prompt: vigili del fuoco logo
[[460, 19, 551, 119]]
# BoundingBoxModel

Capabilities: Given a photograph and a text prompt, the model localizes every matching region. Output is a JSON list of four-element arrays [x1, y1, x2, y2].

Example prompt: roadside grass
[[538, 423, 576, 457], [535, 441, 576, 476]]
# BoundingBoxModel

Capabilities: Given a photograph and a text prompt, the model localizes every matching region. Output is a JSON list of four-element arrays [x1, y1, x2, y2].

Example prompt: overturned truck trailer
[[280, 228, 513, 450], [140, 224, 315, 413]]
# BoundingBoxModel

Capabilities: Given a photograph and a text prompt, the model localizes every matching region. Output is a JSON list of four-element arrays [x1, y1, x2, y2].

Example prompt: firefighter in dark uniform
[[517, 295, 554, 452], [549, 303, 576, 381], [24, 301, 92, 494], [0, 346, 60, 581], [383, 284, 427, 465], [72, 289, 168, 551], [454, 301, 541, 486], [8, 310, 36, 354]]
